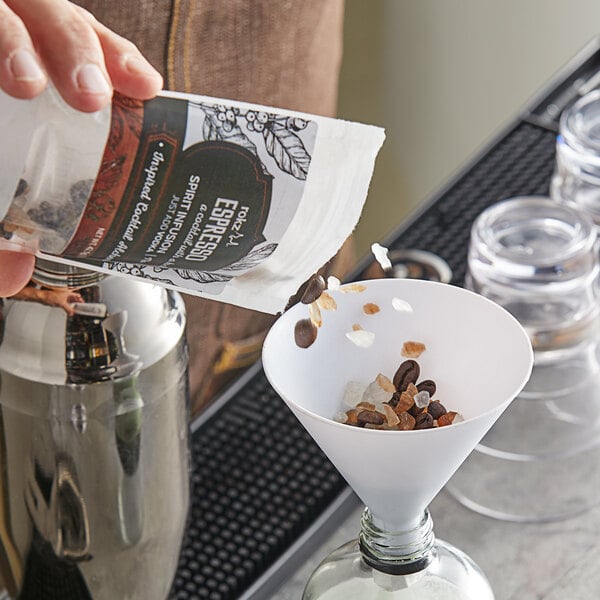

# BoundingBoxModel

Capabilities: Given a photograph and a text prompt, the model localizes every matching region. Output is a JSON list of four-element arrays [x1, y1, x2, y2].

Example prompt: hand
[[0, 0, 164, 296], [0, 0, 163, 112], [13, 285, 85, 315]]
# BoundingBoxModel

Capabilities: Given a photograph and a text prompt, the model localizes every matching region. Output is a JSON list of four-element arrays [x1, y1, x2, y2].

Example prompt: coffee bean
[[300, 274, 326, 304], [389, 392, 400, 408], [15, 178, 28, 197], [357, 410, 385, 427], [294, 318, 318, 348], [393, 359, 420, 392], [427, 400, 447, 420], [414, 412, 434, 430], [408, 403, 424, 417], [417, 379, 436, 397]]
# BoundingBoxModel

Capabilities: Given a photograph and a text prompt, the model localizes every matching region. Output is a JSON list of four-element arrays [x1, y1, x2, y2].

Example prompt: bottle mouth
[[31, 257, 106, 289]]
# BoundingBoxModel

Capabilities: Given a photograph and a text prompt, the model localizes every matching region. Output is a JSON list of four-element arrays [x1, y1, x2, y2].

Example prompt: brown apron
[[74, 0, 352, 415]]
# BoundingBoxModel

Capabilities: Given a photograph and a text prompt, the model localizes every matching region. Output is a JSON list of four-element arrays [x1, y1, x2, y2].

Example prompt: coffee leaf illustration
[[220, 242, 278, 271], [159, 269, 233, 284], [263, 122, 310, 180]]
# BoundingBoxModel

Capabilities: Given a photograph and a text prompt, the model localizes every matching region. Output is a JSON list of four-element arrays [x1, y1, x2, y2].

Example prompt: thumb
[[0, 250, 35, 296]]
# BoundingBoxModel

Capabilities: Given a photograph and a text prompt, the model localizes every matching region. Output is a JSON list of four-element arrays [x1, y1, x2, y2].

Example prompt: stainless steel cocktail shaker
[[0, 260, 189, 599]]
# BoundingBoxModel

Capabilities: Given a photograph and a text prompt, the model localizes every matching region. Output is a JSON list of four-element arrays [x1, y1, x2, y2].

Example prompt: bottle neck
[[358, 508, 435, 576]]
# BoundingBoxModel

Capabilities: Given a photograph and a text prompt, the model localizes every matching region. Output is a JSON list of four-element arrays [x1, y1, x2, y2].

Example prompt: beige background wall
[[339, 0, 600, 256]]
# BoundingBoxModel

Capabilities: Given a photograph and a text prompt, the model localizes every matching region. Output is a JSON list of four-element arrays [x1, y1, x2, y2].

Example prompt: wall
[[339, 0, 600, 256]]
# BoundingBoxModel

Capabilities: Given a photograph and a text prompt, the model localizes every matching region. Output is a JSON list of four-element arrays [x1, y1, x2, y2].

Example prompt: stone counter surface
[[273, 489, 600, 599]]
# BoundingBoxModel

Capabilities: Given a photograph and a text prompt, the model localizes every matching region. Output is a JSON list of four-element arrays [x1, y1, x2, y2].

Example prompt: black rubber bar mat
[[170, 38, 600, 600]]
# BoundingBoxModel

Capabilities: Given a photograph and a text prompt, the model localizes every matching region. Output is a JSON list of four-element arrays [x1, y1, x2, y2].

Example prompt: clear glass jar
[[0, 86, 110, 254], [447, 196, 600, 521], [303, 511, 494, 600], [551, 89, 600, 224]]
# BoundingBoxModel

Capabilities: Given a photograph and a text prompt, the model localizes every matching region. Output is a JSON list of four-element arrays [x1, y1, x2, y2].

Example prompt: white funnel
[[262, 279, 533, 532]]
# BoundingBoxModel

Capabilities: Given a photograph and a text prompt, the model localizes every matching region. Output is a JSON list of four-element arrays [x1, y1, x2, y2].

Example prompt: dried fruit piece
[[309, 301, 322, 327], [393, 359, 420, 392], [345, 409, 359, 425], [294, 318, 318, 348], [383, 404, 400, 427], [356, 401, 376, 411], [401, 341, 426, 358], [397, 412, 416, 431], [376, 373, 395, 393], [363, 302, 380, 315], [394, 390, 415, 414], [317, 291, 337, 310], [341, 283, 367, 293], [437, 411, 459, 427]]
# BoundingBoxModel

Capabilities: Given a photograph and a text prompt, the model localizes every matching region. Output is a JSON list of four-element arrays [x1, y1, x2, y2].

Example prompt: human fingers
[[0, 250, 35, 297], [75, 6, 163, 100], [0, 1, 47, 99], [6, 0, 112, 112]]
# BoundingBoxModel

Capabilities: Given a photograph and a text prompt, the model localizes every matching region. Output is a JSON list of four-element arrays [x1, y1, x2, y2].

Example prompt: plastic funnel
[[262, 279, 533, 532]]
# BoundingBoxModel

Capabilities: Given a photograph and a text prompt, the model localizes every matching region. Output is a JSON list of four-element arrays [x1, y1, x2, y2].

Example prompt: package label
[[62, 93, 316, 286]]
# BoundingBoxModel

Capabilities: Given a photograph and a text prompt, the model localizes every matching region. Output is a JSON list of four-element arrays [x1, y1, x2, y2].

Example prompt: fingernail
[[75, 63, 111, 96], [125, 55, 162, 80], [9, 49, 45, 82]]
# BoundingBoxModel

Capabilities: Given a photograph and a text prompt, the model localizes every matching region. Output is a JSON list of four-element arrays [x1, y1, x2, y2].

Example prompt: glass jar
[[551, 89, 600, 224], [447, 196, 600, 521]]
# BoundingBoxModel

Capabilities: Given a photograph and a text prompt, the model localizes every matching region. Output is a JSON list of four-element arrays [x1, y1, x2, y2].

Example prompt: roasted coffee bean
[[300, 274, 326, 304], [417, 379, 436, 397], [408, 403, 424, 417], [357, 410, 385, 427], [414, 412, 434, 430], [389, 391, 400, 408], [427, 400, 447, 420], [294, 318, 318, 348], [15, 178, 28, 197], [393, 359, 420, 392]]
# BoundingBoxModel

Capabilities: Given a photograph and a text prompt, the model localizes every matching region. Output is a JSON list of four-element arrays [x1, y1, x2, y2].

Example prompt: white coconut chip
[[371, 242, 392, 271], [327, 275, 341, 291], [345, 329, 375, 348], [392, 297, 413, 313], [343, 381, 367, 407]]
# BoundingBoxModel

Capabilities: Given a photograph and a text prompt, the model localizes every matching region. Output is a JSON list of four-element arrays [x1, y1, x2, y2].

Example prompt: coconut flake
[[392, 297, 413, 313], [327, 275, 341, 291], [345, 329, 375, 347], [343, 381, 367, 407], [371, 243, 392, 271]]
